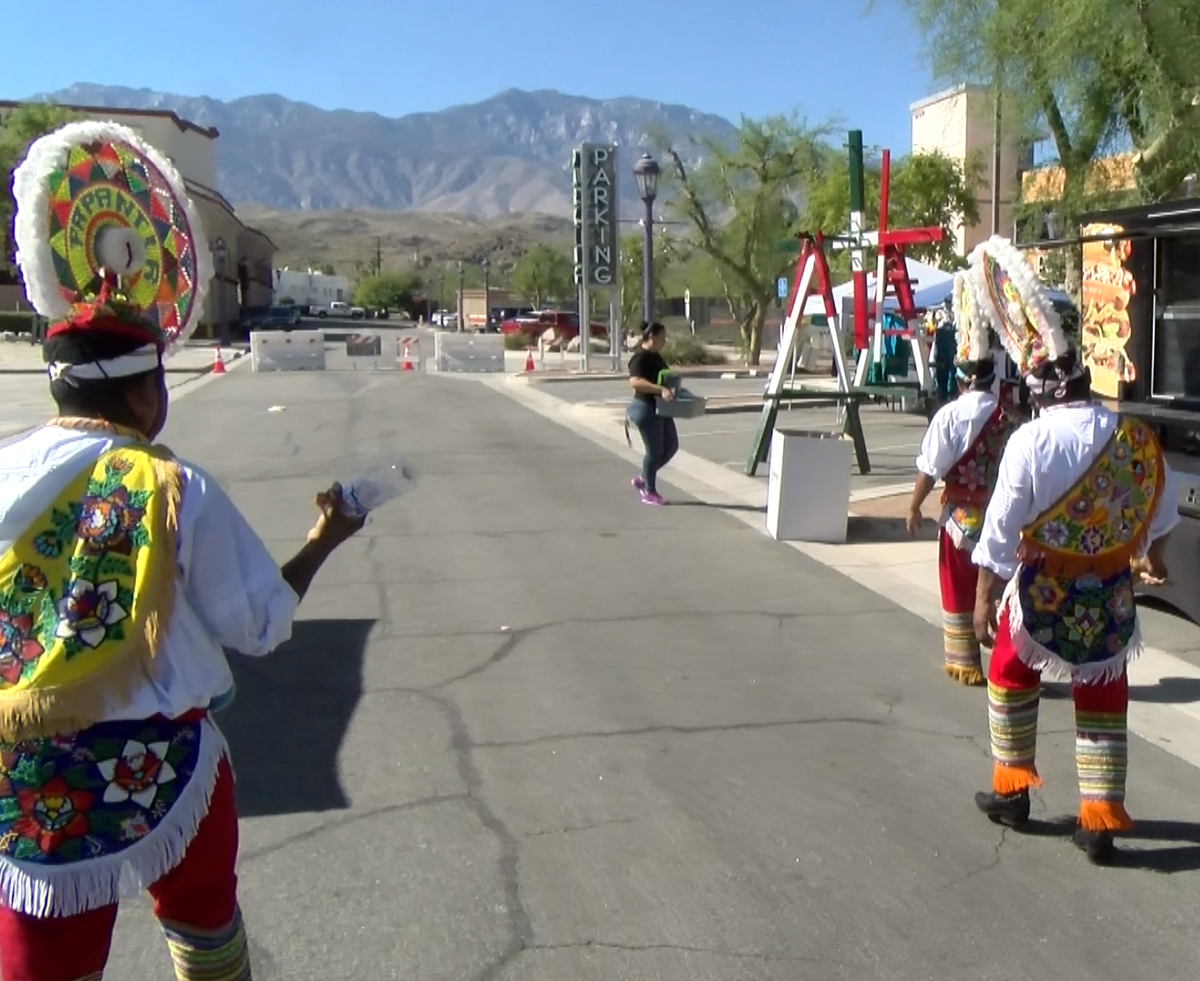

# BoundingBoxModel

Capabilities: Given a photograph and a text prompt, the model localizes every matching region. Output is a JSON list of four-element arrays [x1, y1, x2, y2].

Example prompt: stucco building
[[273, 268, 349, 308], [0, 101, 275, 333], [910, 86, 1032, 256]]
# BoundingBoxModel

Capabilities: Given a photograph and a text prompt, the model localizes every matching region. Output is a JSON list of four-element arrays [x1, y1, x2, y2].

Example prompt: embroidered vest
[[1009, 419, 1164, 680], [941, 406, 1013, 549], [0, 441, 183, 742]]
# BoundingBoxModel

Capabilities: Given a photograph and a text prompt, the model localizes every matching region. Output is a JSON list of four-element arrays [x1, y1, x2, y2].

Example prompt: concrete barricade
[[434, 333, 505, 373], [250, 331, 326, 372]]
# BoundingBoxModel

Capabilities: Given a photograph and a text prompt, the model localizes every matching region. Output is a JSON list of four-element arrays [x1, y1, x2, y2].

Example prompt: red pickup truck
[[499, 309, 609, 342]]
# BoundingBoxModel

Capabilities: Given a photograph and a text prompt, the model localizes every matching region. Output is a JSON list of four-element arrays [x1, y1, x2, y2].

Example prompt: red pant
[[938, 530, 982, 681], [987, 611, 1133, 831], [0, 758, 239, 981]]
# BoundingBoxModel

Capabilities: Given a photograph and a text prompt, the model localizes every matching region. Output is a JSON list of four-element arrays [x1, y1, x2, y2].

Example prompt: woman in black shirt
[[626, 321, 679, 505]]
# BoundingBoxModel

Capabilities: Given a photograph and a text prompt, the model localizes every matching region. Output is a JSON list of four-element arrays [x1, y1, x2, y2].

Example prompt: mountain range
[[27, 84, 739, 218]]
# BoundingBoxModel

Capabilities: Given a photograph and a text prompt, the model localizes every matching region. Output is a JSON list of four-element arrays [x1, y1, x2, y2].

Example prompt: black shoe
[[974, 790, 1031, 828], [1072, 828, 1116, 866]]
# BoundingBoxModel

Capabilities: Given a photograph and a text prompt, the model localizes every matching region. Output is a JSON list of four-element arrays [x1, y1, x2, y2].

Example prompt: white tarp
[[802, 258, 954, 316]]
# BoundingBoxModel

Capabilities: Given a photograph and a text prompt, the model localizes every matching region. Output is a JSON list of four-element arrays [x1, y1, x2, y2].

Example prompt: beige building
[[910, 85, 1030, 256], [0, 101, 275, 334], [457, 288, 523, 330]]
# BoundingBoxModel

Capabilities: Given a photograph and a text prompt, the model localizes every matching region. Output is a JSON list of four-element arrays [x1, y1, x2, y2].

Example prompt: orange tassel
[[1078, 800, 1134, 833], [993, 762, 1042, 796]]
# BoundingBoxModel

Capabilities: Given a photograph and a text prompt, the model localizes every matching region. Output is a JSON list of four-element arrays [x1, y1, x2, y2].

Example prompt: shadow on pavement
[[216, 618, 374, 818], [1131, 677, 1200, 705], [846, 516, 939, 545], [1042, 678, 1200, 706], [1012, 815, 1200, 874], [670, 501, 766, 514]]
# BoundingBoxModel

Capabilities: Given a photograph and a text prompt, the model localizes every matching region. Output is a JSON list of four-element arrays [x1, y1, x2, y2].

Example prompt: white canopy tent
[[800, 258, 955, 317]]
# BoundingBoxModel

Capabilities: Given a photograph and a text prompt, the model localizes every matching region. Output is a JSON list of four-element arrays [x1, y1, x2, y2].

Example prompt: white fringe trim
[[11, 119, 212, 356], [1003, 578, 1143, 685], [0, 718, 228, 918]]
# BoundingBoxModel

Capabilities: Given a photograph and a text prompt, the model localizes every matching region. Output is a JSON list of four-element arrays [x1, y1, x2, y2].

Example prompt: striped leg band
[[1076, 709, 1133, 832], [162, 906, 251, 981], [942, 610, 983, 684], [988, 682, 1042, 793]]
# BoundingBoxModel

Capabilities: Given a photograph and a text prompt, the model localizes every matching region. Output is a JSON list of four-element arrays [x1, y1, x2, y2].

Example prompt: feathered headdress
[[13, 119, 211, 381], [965, 235, 1066, 377], [951, 270, 988, 364]]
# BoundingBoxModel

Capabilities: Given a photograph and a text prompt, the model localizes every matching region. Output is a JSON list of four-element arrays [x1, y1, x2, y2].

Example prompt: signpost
[[572, 143, 620, 372]]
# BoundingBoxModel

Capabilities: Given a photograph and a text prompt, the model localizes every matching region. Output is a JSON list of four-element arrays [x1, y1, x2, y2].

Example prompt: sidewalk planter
[[766, 429, 851, 543]]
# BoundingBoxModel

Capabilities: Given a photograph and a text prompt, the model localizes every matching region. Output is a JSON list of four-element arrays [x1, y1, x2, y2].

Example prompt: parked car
[[243, 305, 303, 330], [499, 309, 608, 342]]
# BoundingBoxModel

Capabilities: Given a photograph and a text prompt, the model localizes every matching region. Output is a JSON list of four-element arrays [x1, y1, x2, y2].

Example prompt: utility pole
[[376, 237, 382, 275]]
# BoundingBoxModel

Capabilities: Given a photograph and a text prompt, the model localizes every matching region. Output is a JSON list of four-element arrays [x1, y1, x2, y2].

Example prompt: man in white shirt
[[908, 273, 1014, 686], [0, 293, 363, 979], [964, 238, 1179, 866]]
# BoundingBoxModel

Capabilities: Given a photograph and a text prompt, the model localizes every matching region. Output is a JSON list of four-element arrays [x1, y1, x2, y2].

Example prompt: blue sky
[[1, 0, 935, 153]]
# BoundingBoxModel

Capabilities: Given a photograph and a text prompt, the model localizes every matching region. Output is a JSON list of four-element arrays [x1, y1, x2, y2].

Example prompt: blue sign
[[777, 277, 789, 299]]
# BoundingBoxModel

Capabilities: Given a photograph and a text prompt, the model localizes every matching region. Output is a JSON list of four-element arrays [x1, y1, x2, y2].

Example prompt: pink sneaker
[[640, 490, 666, 506], [631, 476, 646, 492]]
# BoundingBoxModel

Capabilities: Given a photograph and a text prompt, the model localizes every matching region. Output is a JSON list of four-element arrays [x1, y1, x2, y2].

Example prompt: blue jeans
[[627, 398, 679, 494]]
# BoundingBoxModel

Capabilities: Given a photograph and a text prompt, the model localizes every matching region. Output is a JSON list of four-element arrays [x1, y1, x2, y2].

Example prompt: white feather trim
[[966, 235, 1064, 373], [952, 271, 989, 363], [12, 119, 212, 356]]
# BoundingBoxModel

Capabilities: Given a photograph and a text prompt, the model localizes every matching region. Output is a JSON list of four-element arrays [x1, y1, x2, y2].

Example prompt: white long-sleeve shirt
[[915, 390, 1000, 481], [972, 403, 1181, 580], [0, 425, 299, 722]]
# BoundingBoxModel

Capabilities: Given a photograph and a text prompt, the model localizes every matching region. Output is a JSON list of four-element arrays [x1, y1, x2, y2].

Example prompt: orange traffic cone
[[524, 346, 536, 372], [401, 339, 415, 371], [211, 348, 226, 375]]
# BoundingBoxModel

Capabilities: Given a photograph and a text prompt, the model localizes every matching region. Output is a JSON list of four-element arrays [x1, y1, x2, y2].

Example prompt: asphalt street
[[90, 364, 1200, 981]]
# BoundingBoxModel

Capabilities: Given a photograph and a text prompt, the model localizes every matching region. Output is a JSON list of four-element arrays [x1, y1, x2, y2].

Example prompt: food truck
[[1052, 199, 1200, 623]]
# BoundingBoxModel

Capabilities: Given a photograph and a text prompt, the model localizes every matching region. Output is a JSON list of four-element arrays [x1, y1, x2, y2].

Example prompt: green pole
[[848, 130, 865, 215]]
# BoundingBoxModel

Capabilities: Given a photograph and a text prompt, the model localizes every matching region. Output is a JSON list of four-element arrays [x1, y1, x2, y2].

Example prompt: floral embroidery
[[1017, 565, 1138, 668], [0, 448, 162, 699], [1023, 420, 1162, 566], [54, 580, 129, 650], [96, 739, 176, 808], [0, 610, 44, 685], [943, 408, 1014, 510], [0, 719, 201, 865]]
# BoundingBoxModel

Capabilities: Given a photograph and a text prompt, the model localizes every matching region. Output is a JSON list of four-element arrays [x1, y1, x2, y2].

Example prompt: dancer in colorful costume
[[0, 121, 363, 980], [967, 236, 1179, 864], [908, 272, 1014, 686]]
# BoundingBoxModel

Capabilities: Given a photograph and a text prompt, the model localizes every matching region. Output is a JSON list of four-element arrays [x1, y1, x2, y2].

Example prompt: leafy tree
[[1, 103, 80, 282], [804, 148, 985, 271], [661, 115, 830, 364], [894, 0, 1200, 221], [511, 244, 572, 308], [354, 271, 420, 311], [616, 233, 676, 330], [318, 262, 337, 276]]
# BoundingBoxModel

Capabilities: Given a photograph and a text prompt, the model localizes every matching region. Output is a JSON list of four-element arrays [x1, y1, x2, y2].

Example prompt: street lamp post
[[457, 260, 465, 332], [481, 258, 490, 332], [632, 152, 661, 324], [211, 237, 229, 346], [438, 271, 445, 327]]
